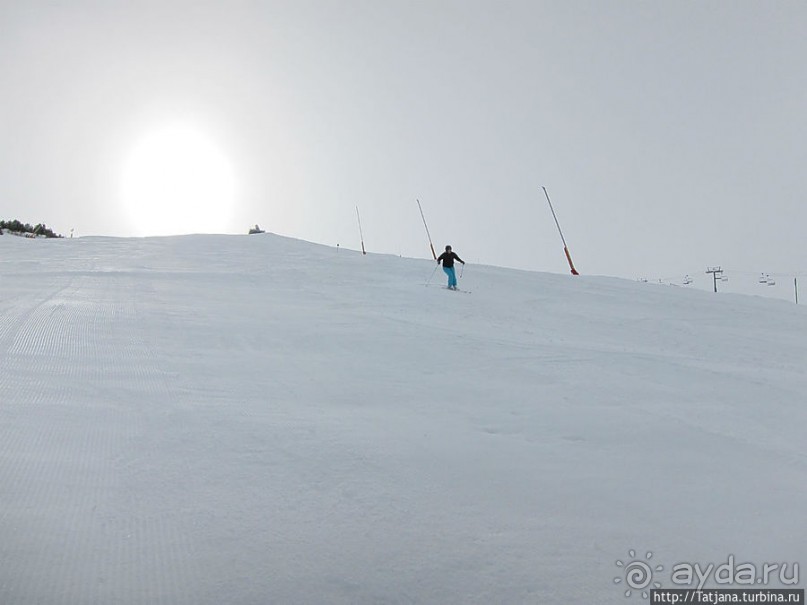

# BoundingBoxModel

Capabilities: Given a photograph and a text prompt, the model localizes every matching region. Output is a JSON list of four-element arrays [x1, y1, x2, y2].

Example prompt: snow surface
[[1, 233, 805, 604]]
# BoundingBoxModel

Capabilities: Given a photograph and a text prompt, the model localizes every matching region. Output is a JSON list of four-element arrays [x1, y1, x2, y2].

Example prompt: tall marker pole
[[542, 187, 579, 275], [417, 199, 437, 260], [356, 206, 366, 255]]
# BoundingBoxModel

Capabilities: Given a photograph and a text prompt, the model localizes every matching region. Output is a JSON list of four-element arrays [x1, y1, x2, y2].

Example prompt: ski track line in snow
[[0, 271, 204, 605], [0, 276, 75, 365]]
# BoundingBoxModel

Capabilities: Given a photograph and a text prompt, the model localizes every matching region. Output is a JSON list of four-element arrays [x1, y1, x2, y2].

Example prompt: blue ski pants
[[443, 266, 457, 288]]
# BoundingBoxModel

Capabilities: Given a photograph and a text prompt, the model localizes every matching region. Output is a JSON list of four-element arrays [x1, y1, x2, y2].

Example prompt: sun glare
[[121, 124, 236, 236]]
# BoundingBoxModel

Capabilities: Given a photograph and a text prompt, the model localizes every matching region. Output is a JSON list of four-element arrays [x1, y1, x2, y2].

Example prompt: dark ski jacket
[[437, 251, 464, 268]]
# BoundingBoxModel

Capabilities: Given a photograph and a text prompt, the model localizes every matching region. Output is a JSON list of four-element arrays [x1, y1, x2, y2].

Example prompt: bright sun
[[121, 124, 236, 236]]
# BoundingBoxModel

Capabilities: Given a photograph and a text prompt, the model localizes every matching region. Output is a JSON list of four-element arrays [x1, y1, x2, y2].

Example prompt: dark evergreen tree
[[0, 219, 62, 238]]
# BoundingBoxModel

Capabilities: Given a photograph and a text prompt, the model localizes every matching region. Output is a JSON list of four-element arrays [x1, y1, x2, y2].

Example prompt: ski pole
[[426, 263, 439, 285], [459, 263, 464, 279]]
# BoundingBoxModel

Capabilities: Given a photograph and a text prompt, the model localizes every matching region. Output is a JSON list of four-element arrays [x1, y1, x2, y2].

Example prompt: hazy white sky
[[1, 1, 805, 289]]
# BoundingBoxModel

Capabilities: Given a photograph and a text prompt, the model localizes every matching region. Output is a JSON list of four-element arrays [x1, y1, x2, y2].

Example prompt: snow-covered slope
[[1, 234, 805, 604]]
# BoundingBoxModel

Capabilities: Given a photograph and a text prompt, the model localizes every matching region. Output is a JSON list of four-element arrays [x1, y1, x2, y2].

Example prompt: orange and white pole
[[417, 198, 437, 260], [542, 186, 579, 275], [356, 206, 366, 255]]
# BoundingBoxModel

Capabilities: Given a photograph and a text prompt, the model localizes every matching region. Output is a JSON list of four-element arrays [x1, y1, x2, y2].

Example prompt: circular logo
[[624, 560, 653, 590], [614, 550, 663, 599]]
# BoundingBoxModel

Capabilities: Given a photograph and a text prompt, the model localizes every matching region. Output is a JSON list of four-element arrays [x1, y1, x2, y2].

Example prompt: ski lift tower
[[706, 267, 725, 293]]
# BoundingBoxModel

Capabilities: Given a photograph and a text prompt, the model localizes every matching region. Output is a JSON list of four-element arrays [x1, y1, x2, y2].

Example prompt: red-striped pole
[[542, 186, 579, 275]]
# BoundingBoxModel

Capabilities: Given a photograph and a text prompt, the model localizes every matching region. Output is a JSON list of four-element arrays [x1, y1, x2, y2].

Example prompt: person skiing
[[436, 245, 465, 290]]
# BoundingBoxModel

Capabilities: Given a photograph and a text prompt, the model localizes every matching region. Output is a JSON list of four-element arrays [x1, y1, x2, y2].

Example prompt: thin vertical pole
[[417, 199, 437, 260], [356, 206, 366, 255], [795, 277, 799, 304], [542, 187, 579, 275]]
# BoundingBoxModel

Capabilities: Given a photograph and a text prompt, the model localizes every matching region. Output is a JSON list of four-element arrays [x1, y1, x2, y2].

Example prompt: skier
[[436, 245, 465, 290]]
